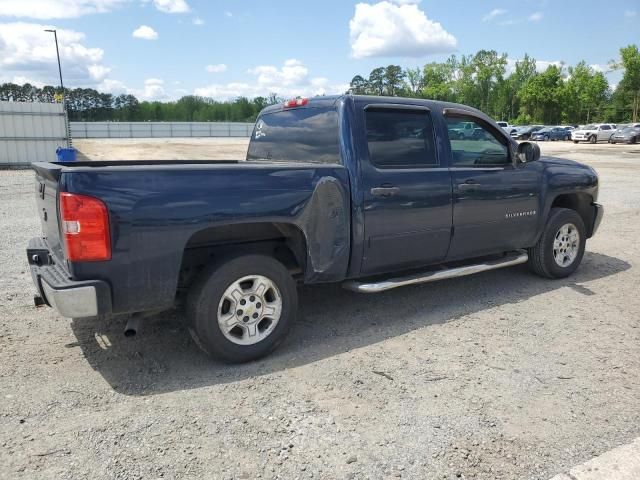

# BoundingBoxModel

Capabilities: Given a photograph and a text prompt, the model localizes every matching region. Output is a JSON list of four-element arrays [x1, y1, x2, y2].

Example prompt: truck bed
[[31, 160, 351, 314]]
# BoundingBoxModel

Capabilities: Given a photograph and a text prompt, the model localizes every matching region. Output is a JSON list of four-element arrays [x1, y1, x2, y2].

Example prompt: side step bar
[[343, 250, 528, 293]]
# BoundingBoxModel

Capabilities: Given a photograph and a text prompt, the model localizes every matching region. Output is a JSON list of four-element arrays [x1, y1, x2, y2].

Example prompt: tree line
[[349, 44, 640, 124], [0, 83, 278, 122], [1, 44, 638, 124]]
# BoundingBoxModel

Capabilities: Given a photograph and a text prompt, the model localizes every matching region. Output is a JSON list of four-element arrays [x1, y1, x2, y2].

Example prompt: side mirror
[[517, 141, 540, 163]]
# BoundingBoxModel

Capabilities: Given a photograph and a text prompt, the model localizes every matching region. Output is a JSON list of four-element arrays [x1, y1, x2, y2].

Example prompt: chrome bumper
[[27, 237, 111, 318], [40, 280, 99, 318]]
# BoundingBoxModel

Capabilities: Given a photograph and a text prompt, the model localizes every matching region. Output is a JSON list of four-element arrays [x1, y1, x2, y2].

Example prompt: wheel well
[[551, 193, 594, 236], [177, 222, 307, 293]]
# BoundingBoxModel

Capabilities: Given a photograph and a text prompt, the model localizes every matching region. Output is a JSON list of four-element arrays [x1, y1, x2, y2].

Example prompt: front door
[[444, 113, 542, 260], [360, 106, 453, 274]]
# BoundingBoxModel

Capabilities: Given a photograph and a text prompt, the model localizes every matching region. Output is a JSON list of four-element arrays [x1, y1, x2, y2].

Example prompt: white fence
[[0, 101, 68, 166], [70, 121, 254, 138]]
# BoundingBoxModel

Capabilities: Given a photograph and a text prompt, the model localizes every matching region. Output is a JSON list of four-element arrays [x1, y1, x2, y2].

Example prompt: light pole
[[44, 29, 71, 148]]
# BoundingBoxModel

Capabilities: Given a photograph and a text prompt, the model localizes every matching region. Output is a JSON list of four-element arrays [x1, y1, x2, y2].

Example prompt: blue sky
[[0, 0, 638, 101]]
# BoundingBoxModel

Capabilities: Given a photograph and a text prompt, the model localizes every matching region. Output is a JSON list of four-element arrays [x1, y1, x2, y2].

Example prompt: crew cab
[[27, 95, 603, 362]]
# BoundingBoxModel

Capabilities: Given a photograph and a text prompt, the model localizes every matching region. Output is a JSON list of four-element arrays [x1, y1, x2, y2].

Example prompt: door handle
[[457, 180, 478, 191], [371, 186, 400, 197]]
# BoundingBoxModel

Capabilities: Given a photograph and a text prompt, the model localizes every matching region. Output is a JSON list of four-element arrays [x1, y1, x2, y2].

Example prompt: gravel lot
[[1, 140, 639, 480]]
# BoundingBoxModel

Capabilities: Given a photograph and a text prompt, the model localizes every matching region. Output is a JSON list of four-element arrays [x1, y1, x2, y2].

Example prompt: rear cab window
[[364, 108, 438, 168], [247, 107, 341, 165]]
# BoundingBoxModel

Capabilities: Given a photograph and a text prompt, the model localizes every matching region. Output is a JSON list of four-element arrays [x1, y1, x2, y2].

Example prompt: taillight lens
[[283, 98, 308, 108], [59, 192, 111, 262]]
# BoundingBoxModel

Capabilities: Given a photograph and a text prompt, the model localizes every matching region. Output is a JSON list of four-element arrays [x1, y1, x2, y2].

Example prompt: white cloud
[[152, 0, 189, 14], [97, 78, 128, 94], [482, 8, 506, 22], [528, 12, 543, 22], [195, 59, 347, 100], [349, 1, 457, 58], [97, 77, 170, 100], [0, 0, 125, 19], [624, 10, 637, 17], [224, 11, 233, 17], [192, 17, 204, 25], [88, 64, 111, 81], [137, 78, 168, 100], [132, 25, 158, 40], [0, 22, 109, 86], [248, 59, 309, 87], [206, 63, 227, 73]]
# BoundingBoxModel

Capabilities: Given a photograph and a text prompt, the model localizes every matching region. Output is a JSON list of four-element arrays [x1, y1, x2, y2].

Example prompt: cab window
[[445, 117, 510, 166], [365, 108, 438, 168]]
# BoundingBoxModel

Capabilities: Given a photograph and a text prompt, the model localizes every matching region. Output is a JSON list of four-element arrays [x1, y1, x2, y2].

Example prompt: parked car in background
[[610, 125, 640, 144], [497, 121, 517, 135], [448, 121, 475, 139], [511, 125, 544, 140], [560, 126, 576, 140], [531, 127, 570, 141], [572, 124, 616, 144]]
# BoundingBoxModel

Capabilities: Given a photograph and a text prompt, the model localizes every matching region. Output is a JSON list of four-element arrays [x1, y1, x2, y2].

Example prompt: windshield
[[583, 125, 597, 130], [246, 107, 341, 164]]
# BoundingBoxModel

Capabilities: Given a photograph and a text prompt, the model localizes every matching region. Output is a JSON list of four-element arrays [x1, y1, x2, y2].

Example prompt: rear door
[[359, 104, 453, 275]]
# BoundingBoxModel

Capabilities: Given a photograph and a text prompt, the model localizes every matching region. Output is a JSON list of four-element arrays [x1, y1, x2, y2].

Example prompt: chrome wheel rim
[[217, 275, 282, 346], [553, 223, 580, 268]]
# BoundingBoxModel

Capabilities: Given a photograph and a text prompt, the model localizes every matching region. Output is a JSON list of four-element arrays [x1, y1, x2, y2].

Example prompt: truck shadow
[[69, 251, 630, 396]]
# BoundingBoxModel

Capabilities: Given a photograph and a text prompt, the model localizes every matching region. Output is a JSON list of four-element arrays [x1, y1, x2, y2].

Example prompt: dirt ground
[[1, 140, 639, 480], [74, 137, 249, 161]]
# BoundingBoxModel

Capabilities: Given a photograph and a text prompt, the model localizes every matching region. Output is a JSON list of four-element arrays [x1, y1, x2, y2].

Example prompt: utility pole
[[44, 29, 71, 147]]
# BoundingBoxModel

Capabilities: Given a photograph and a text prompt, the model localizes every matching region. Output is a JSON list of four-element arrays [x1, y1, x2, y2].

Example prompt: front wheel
[[573, 140, 579, 144], [186, 255, 298, 362], [527, 208, 586, 279], [589, 135, 597, 144]]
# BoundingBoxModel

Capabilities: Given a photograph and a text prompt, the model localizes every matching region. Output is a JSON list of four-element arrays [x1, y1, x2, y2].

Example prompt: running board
[[343, 250, 528, 293]]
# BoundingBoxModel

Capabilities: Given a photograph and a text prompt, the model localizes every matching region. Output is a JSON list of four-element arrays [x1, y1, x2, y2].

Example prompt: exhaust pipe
[[124, 315, 140, 337]]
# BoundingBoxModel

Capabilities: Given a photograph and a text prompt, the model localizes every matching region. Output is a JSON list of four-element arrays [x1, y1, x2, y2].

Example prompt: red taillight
[[59, 192, 111, 262], [283, 98, 308, 108]]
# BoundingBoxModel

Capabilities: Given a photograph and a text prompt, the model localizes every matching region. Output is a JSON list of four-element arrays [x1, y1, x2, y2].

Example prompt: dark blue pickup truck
[[28, 95, 603, 362]]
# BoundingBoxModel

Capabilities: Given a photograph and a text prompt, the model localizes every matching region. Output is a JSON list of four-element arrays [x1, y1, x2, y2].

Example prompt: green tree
[[383, 65, 405, 96], [613, 45, 640, 121], [349, 75, 369, 94], [520, 65, 565, 124], [368, 67, 385, 96]]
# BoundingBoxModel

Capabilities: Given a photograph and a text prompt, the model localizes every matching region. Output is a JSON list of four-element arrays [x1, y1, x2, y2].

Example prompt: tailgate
[[32, 162, 65, 261]]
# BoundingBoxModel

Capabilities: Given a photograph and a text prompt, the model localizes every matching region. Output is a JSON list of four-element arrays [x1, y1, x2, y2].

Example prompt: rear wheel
[[528, 208, 586, 279], [186, 255, 298, 362]]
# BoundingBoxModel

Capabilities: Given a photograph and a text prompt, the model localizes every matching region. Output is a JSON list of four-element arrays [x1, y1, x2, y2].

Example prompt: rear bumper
[[591, 203, 604, 237], [27, 237, 112, 318]]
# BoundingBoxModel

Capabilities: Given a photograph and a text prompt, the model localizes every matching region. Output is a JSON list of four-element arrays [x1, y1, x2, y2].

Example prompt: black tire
[[527, 208, 586, 279], [544, 135, 550, 141], [573, 140, 579, 144], [186, 254, 298, 363], [589, 135, 597, 144]]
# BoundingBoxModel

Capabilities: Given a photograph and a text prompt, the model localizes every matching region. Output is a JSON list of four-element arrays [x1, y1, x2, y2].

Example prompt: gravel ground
[[1, 140, 639, 480]]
